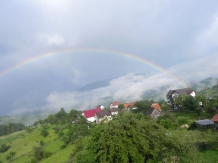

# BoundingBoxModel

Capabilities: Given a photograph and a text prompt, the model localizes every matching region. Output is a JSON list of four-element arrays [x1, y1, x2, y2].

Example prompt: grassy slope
[[170, 111, 212, 121], [0, 126, 73, 163]]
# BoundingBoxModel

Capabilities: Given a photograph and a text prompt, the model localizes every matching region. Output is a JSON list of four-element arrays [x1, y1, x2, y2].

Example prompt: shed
[[195, 119, 214, 128]]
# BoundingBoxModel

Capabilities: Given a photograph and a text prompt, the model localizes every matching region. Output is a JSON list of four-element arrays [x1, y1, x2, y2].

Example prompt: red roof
[[123, 102, 135, 109], [211, 114, 218, 122], [151, 103, 162, 111], [83, 108, 101, 118]]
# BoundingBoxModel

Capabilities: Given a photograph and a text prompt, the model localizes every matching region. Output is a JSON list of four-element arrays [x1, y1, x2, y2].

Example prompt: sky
[[0, 0, 218, 115]]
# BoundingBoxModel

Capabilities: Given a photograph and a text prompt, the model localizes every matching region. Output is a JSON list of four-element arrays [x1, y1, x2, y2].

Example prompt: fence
[[198, 141, 218, 150]]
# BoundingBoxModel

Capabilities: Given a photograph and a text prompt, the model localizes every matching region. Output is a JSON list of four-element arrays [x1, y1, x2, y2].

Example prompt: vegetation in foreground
[[0, 95, 218, 162]]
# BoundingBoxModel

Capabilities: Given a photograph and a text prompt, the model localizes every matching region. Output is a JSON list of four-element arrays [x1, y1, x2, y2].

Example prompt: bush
[[43, 151, 52, 158], [40, 140, 44, 146], [160, 119, 173, 129], [25, 126, 33, 133], [6, 155, 12, 160], [31, 146, 52, 162], [0, 144, 11, 153], [40, 128, 49, 137], [60, 144, 67, 149], [177, 116, 189, 126]]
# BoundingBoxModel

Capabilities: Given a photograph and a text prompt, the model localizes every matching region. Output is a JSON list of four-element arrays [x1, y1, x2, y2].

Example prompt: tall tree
[[133, 100, 152, 113], [182, 96, 198, 111], [76, 114, 200, 163]]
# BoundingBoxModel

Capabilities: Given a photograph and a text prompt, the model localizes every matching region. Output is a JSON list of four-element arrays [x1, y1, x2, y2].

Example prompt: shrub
[[40, 140, 44, 146], [177, 116, 189, 126], [0, 144, 11, 153], [160, 119, 173, 129], [25, 126, 33, 133], [60, 144, 67, 149], [40, 128, 49, 137], [6, 155, 12, 160]]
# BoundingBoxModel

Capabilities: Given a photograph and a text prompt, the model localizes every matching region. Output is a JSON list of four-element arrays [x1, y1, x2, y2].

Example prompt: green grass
[[41, 145, 74, 163], [170, 111, 212, 121], [0, 125, 73, 163], [200, 149, 218, 163]]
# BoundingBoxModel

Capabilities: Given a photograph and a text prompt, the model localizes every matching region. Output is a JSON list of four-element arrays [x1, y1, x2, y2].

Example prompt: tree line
[[0, 123, 25, 136]]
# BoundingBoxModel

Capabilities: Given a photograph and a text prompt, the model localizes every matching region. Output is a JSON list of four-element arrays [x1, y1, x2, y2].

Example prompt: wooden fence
[[198, 141, 218, 150]]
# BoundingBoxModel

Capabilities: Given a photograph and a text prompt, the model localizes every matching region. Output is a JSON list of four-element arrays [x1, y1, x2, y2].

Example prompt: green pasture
[[170, 111, 212, 121], [0, 125, 73, 163], [200, 149, 218, 163]]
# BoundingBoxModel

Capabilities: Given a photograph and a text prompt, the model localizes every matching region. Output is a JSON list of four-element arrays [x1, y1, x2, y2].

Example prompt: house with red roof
[[123, 102, 135, 110], [211, 114, 218, 128], [150, 103, 162, 111], [146, 103, 163, 118], [82, 107, 102, 122]]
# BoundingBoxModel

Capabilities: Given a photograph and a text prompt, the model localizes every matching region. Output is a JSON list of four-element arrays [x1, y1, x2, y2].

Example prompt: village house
[[145, 103, 163, 118], [123, 102, 136, 110], [110, 107, 120, 115], [95, 107, 121, 123], [110, 101, 121, 109], [95, 110, 112, 123], [82, 107, 102, 122], [166, 87, 198, 109]]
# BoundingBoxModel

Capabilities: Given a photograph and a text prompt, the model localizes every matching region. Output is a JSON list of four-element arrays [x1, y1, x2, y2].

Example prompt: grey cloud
[[1, 0, 218, 114]]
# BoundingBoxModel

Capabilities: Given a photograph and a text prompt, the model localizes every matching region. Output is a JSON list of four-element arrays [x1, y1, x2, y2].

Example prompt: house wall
[[172, 92, 179, 98], [96, 115, 112, 123], [110, 105, 118, 109], [190, 91, 196, 97], [111, 111, 118, 115], [87, 117, 96, 122]]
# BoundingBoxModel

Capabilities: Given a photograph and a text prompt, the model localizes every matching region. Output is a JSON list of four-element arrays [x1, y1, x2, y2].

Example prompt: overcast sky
[[0, 0, 218, 115]]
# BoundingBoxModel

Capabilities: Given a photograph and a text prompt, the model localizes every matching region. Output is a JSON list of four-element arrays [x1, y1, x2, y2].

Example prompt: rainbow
[[0, 48, 187, 87]]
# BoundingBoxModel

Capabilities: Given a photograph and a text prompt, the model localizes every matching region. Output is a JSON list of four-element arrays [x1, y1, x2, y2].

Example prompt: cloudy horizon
[[1, 0, 218, 115]]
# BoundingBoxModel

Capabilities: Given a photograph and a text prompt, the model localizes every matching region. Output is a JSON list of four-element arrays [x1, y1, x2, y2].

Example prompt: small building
[[195, 119, 214, 128], [95, 110, 112, 123], [123, 102, 135, 110], [82, 108, 102, 122], [145, 103, 163, 118], [210, 114, 218, 128], [150, 103, 162, 111], [110, 108, 120, 115], [110, 101, 121, 109]]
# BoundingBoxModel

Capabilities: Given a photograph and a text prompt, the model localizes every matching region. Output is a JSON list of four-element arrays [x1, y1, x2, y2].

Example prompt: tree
[[182, 96, 198, 111], [133, 100, 152, 113], [0, 144, 11, 153], [31, 146, 52, 163], [69, 109, 79, 121], [40, 128, 48, 137], [118, 104, 124, 110], [173, 95, 185, 109], [78, 114, 200, 163]]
